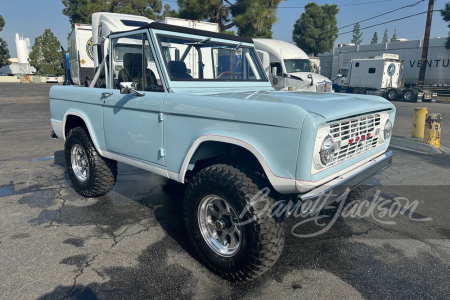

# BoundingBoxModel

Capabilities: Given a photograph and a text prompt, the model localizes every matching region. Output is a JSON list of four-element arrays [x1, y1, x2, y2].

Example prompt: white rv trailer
[[332, 54, 436, 102], [68, 24, 95, 85]]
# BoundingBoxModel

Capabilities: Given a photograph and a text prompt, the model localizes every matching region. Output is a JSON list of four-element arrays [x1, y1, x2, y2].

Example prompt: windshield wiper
[[183, 37, 211, 46]]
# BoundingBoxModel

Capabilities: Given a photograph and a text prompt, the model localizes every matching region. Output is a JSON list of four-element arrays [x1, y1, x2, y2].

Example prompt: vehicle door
[[103, 31, 166, 167]]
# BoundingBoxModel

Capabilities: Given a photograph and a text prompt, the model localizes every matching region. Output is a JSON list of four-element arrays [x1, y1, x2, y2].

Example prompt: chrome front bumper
[[300, 151, 393, 201]]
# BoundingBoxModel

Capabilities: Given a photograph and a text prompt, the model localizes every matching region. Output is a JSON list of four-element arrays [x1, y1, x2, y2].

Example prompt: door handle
[[102, 92, 113, 98]]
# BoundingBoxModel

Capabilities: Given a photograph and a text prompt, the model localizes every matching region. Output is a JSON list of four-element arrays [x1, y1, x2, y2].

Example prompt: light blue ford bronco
[[50, 13, 395, 282]]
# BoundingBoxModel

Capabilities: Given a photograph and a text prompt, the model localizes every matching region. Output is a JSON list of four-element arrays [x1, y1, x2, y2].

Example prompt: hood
[[287, 72, 331, 83], [195, 90, 394, 122], [279, 72, 332, 92]]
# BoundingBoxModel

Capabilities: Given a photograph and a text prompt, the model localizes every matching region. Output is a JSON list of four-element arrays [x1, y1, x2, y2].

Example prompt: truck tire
[[64, 127, 117, 197], [184, 164, 285, 282], [386, 88, 399, 101], [402, 88, 417, 102]]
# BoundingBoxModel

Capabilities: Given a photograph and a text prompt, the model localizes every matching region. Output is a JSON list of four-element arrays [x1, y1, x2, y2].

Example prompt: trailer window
[[355, 62, 360, 67], [368, 68, 376, 74]]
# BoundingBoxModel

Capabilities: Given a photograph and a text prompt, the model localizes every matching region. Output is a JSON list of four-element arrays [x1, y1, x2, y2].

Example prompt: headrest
[[168, 61, 187, 74], [123, 53, 144, 71]]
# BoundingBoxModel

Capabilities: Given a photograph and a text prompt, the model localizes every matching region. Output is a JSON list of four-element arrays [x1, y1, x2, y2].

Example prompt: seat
[[118, 53, 141, 87], [118, 53, 158, 90], [168, 61, 192, 79]]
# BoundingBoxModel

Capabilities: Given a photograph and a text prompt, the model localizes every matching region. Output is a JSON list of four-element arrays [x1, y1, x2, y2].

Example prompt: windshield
[[157, 35, 267, 81], [284, 59, 313, 73]]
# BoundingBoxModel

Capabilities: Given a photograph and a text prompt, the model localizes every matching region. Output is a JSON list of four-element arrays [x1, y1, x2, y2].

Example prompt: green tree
[[351, 22, 363, 45], [28, 29, 63, 75], [441, 2, 450, 49], [177, 0, 234, 32], [390, 29, 398, 42], [0, 14, 5, 31], [231, 0, 284, 38], [371, 32, 378, 44], [382, 29, 389, 43], [157, 4, 178, 20], [0, 14, 11, 68], [222, 30, 236, 35], [177, 0, 284, 36], [62, 0, 167, 26], [292, 2, 339, 56]]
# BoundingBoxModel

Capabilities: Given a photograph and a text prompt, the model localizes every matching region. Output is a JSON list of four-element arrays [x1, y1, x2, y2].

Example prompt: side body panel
[[50, 86, 107, 151], [162, 93, 306, 192]]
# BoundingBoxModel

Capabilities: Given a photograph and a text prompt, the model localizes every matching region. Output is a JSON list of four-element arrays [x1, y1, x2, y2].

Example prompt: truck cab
[[254, 39, 333, 92]]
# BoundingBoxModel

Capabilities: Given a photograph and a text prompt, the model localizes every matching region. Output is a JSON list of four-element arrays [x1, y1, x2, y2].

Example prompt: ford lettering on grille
[[328, 114, 382, 166]]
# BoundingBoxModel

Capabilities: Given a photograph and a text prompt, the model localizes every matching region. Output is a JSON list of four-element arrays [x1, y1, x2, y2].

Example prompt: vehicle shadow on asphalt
[[35, 178, 450, 299]]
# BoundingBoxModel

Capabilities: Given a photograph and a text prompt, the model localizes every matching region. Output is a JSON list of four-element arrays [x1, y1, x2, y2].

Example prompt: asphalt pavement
[[0, 83, 449, 300]]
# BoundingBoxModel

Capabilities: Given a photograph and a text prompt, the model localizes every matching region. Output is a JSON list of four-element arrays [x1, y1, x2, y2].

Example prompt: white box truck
[[332, 53, 436, 102], [68, 24, 95, 85], [254, 39, 333, 92]]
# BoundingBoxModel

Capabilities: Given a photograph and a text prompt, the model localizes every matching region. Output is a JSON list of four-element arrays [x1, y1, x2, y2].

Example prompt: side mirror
[[120, 82, 132, 94], [308, 73, 313, 86], [337, 74, 343, 78], [271, 67, 277, 79], [120, 82, 145, 96]]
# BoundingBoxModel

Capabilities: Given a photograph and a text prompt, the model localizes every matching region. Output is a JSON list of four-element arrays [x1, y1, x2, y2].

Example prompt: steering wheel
[[217, 71, 236, 79]]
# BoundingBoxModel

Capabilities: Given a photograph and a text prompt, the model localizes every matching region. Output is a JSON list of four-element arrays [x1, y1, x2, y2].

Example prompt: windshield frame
[[155, 33, 268, 82]]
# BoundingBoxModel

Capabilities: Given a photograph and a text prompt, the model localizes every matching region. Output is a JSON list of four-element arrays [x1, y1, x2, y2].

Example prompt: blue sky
[[1, 0, 449, 57]]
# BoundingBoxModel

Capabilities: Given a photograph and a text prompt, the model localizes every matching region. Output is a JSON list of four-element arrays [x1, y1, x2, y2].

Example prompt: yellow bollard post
[[423, 113, 442, 148], [411, 107, 428, 139]]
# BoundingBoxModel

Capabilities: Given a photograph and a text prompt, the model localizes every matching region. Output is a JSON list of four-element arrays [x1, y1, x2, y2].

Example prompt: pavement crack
[[63, 254, 100, 300]]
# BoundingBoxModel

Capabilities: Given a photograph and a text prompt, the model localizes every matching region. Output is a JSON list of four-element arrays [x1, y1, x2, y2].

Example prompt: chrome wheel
[[388, 90, 397, 100], [198, 195, 241, 257], [71, 144, 89, 182], [404, 91, 413, 101]]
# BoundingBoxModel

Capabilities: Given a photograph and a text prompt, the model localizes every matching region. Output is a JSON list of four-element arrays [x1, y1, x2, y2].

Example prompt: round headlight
[[384, 119, 393, 140], [320, 135, 336, 165]]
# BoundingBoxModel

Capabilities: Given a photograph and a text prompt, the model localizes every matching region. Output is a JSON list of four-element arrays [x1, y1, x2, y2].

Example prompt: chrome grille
[[316, 81, 333, 93], [328, 114, 381, 166]]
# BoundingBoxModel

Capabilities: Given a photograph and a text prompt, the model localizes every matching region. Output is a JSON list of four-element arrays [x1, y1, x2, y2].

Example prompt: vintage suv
[[50, 13, 395, 282]]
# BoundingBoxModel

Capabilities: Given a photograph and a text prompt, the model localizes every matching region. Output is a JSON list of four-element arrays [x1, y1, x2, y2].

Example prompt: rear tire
[[184, 164, 285, 282], [64, 127, 117, 197], [402, 88, 417, 102], [386, 88, 399, 101]]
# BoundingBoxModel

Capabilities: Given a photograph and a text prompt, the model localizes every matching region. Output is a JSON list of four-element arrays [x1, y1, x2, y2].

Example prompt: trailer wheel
[[386, 89, 399, 101], [403, 89, 417, 102]]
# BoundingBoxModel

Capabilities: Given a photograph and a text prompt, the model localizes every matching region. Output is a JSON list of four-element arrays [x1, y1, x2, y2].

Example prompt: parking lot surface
[[0, 83, 449, 300]]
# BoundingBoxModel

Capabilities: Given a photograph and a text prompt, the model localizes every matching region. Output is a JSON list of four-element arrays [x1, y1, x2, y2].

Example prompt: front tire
[[184, 164, 285, 282], [64, 127, 117, 197]]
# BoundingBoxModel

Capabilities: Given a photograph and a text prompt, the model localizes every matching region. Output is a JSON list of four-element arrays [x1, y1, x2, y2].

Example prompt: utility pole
[[418, 0, 435, 88]]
